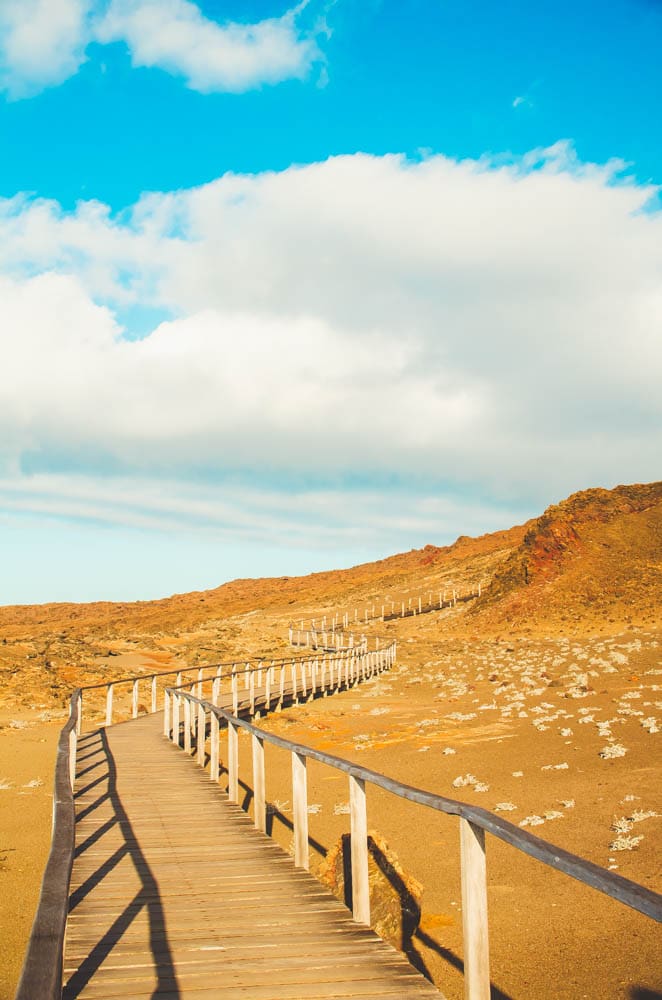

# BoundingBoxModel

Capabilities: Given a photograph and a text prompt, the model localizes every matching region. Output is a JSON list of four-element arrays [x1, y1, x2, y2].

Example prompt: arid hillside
[[0, 481, 660, 710], [470, 480, 662, 631]]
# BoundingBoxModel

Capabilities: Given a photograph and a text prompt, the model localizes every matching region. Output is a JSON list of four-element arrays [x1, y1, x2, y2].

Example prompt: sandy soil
[[0, 709, 62, 1000]]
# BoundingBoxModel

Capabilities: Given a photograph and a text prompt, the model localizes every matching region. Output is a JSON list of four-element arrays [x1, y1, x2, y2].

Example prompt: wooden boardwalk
[[63, 714, 442, 999]]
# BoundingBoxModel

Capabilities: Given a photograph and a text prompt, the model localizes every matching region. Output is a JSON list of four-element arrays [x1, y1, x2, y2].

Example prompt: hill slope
[[472, 481, 662, 630]]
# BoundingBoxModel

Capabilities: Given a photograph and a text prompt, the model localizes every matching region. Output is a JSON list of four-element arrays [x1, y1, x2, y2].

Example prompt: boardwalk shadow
[[64, 727, 180, 999]]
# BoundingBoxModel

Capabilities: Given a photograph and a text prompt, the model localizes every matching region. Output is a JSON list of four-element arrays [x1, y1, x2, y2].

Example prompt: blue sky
[[1, 0, 661, 604]]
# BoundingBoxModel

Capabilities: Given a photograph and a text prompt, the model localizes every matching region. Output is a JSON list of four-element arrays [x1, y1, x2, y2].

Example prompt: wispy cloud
[[0, 473, 517, 551], [512, 94, 530, 109]]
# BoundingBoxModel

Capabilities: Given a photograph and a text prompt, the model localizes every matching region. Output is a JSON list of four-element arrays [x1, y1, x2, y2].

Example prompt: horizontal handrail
[[15, 690, 80, 1000], [171, 689, 662, 924], [80, 646, 371, 693]]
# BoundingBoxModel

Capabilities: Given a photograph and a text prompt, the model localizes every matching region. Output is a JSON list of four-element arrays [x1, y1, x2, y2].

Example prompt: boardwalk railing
[[15, 639, 396, 1000], [71, 642, 394, 733], [295, 581, 484, 634], [167, 687, 662, 1000], [288, 627, 369, 651]]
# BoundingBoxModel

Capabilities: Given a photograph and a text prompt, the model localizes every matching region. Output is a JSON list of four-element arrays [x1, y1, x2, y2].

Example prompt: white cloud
[[96, 0, 322, 93], [0, 0, 323, 98], [1, 146, 661, 541], [0, 472, 517, 550], [0, 271, 484, 478], [0, 0, 91, 98]]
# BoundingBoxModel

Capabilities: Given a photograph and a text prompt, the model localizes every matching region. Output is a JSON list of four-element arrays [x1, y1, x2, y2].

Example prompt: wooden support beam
[[292, 751, 309, 870], [349, 774, 370, 925], [190, 686, 197, 739], [228, 720, 239, 802], [151, 675, 157, 714], [173, 694, 181, 746], [163, 690, 170, 738], [197, 703, 206, 767], [210, 711, 219, 782], [105, 684, 113, 728], [184, 699, 192, 754], [460, 818, 490, 1000], [232, 671, 238, 714], [252, 733, 266, 833]]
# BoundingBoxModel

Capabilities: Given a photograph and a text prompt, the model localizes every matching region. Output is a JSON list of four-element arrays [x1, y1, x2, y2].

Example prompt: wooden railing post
[[132, 679, 139, 719], [252, 733, 266, 833], [76, 693, 82, 736], [151, 675, 157, 714], [210, 711, 219, 782], [278, 664, 285, 709], [197, 703, 206, 766], [292, 751, 309, 870], [460, 818, 490, 1000], [106, 683, 113, 727], [184, 699, 192, 753], [291, 661, 298, 704], [173, 693, 181, 746], [349, 774, 370, 925], [232, 671, 238, 714], [265, 664, 271, 710], [190, 685, 197, 740], [212, 675, 220, 707], [228, 719, 239, 803], [163, 690, 171, 738]]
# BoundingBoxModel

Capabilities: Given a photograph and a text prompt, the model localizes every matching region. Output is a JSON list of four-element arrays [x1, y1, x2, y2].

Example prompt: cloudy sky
[[1, 0, 661, 604]]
